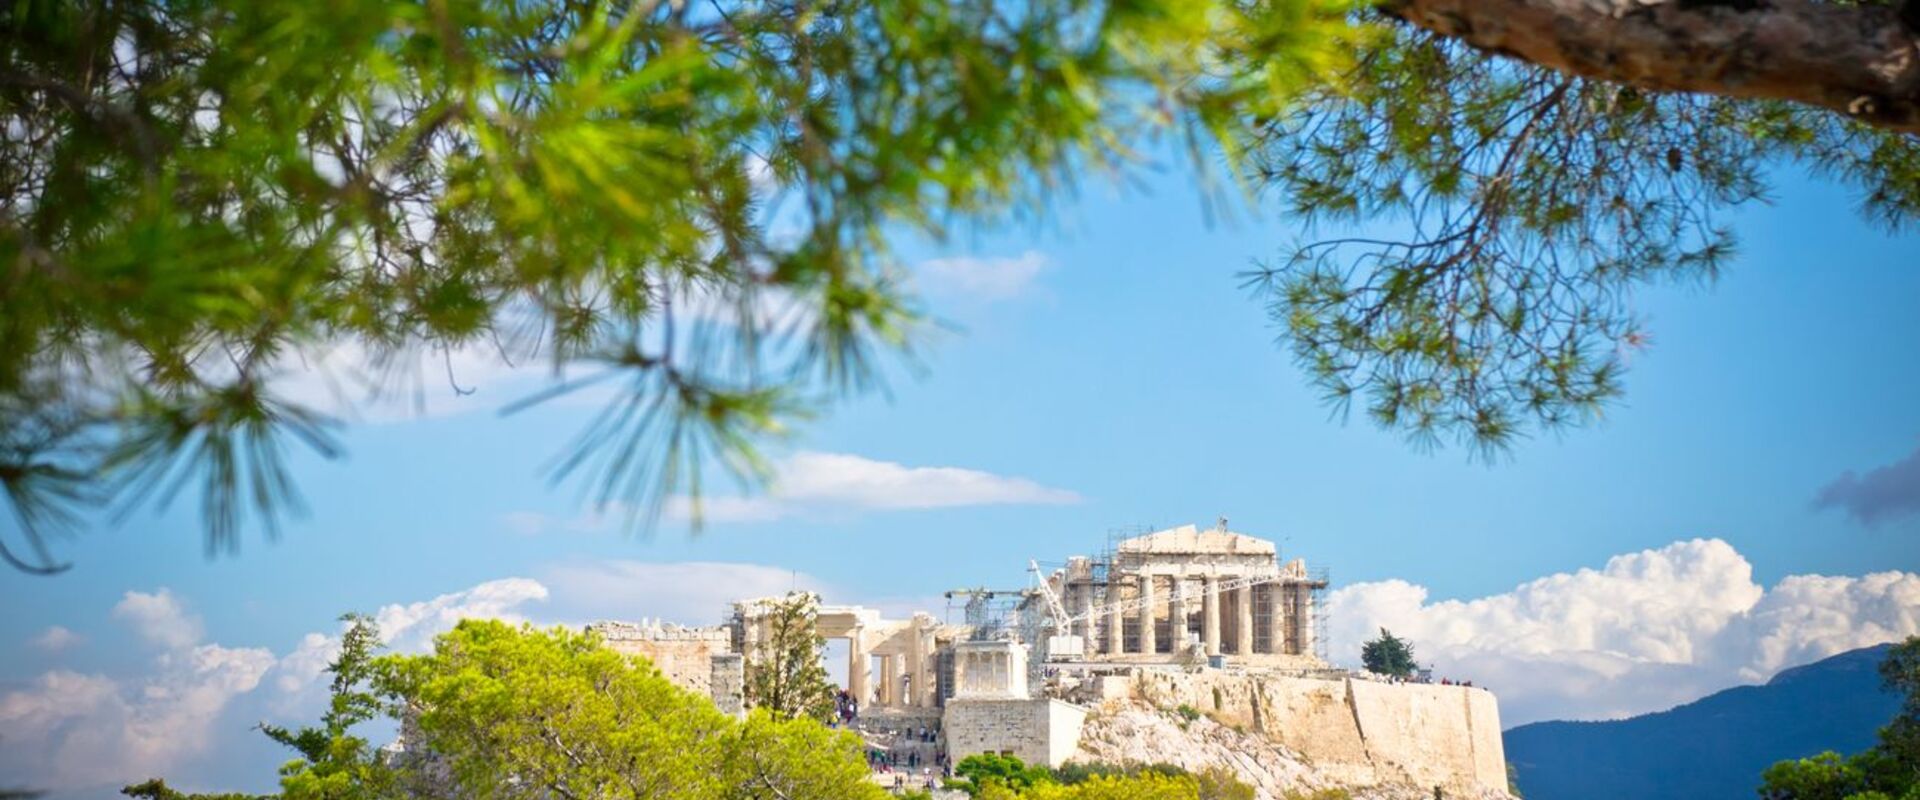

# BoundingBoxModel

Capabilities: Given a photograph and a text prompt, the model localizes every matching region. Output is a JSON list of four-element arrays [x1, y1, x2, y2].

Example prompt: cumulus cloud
[[30, 625, 82, 653], [1324, 538, 1920, 726], [917, 251, 1050, 300], [1815, 442, 1920, 527], [510, 451, 1080, 531], [1, 578, 554, 796], [113, 588, 205, 651], [4, 590, 275, 793], [371, 577, 551, 653]]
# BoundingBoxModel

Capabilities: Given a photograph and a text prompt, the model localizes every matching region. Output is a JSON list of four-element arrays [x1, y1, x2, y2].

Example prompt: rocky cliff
[[1070, 671, 1512, 800]]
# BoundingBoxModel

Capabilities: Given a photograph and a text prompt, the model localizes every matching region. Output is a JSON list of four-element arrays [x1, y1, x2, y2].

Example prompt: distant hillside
[[1504, 644, 1900, 800]]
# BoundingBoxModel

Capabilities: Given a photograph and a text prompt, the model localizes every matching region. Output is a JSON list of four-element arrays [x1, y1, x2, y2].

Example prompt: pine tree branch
[[1379, 0, 1920, 136]]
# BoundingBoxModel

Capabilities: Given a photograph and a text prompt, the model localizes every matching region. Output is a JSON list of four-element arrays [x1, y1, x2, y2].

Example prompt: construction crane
[[1028, 560, 1070, 627]]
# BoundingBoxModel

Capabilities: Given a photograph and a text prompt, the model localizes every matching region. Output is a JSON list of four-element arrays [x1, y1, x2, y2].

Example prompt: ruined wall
[[710, 653, 746, 716], [944, 698, 1089, 768], [1127, 671, 1507, 794], [589, 621, 732, 698]]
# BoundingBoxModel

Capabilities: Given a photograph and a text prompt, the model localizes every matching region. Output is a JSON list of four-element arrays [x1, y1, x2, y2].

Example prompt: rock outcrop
[[1073, 701, 1516, 800]]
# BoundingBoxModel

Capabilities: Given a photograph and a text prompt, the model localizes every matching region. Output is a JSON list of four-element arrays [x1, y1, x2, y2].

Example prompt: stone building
[[588, 619, 745, 715], [591, 523, 1332, 761], [582, 521, 1506, 796], [1051, 520, 1329, 664]]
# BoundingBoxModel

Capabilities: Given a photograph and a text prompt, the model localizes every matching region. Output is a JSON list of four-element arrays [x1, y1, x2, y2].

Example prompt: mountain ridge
[[1503, 643, 1900, 800]]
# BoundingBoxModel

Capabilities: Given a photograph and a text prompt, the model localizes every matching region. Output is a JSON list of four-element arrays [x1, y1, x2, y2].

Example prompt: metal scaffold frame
[[1310, 565, 1331, 663]]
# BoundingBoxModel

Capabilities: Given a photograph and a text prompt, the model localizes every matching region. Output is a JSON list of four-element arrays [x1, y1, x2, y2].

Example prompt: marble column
[[908, 622, 929, 707], [1137, 574, 1157, 654], [1169, 577, 1189, 649], [1071, 583, 1092, 645], [848, 627, 869, 706], [1260, 584, 1284, 655], [878, 654, 895, 706], [1106, 582, 1125, 655], [1235, 584, 1255, 656], [1201, 576, 1221, 656], [1299, 588, 1316, 657]]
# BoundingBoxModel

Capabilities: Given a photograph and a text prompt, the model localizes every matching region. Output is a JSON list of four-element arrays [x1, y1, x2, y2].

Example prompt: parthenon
[[1054, 521, 1327, 662], [594, 520, 1338, 769]]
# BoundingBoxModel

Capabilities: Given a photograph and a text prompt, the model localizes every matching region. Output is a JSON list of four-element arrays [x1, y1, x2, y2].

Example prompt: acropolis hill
[[590, 521, 1512, 799]]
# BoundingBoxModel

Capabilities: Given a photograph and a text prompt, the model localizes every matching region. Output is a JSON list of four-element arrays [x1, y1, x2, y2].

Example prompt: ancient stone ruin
[[587, 521, 1511, 798]]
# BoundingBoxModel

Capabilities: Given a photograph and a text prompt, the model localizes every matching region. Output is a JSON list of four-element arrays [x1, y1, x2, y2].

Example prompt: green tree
[[1243, 12, 1920, 456], [1193, 767, 1257, 800], [0, 0, 1354, 573], [982, 773, 1204, 800], [1759, 636, 1920, 800], [373, 619, 887, 800], [123, 615, 392, 800], [1361, 628, 1417, 679], [262, 614, 398, 800], [128, 616, 888, 800], [119, 780, 266, 800], [9, 1, 1920, 575], [741, 590, 838, 720], [955, 753, 1056, 795]]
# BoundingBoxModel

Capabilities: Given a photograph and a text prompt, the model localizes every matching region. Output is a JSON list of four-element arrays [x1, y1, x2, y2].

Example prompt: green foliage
[[1174, 704, 1202, 724], [1195, 767, 1256, 800], [131, 616, 889, 799], [372, 619, 887, 799], [1361, 628, 1416, 679], [263, 614, 396, 800], [956, 753, 1057, 795], [1051, 763, 1189, 786], [10, 1, 1920, 575], [742, 591, 837, 720], [1280, 789, 1353, 800], [1043, 759, 1254, 799], [119, 780, 267, 800], [0, 0, 1359, 572], [1759, 637, 1920, 800], [1244, 21, 1920, 455], [981, 773, 1203, 800]]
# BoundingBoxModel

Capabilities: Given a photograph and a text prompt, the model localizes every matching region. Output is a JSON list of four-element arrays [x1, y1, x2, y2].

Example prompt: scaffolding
[[954, 522, 1335, 663], [1309, 565, 1331, 663], [943, 588, 1023, 637]]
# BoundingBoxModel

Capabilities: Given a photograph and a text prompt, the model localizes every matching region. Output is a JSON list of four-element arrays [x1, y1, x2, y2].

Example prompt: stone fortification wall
[[944, 698, 1089, 768], [709, 653, 745, 715], [589, 621, 733, 698], [1125, 671, 1506, 794]]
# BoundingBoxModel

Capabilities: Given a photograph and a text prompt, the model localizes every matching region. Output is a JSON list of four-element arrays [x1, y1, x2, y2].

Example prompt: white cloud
[[0, 577, 557, 796], [268, 339, 541, 423], [509, 451, 1081, 532], [773, 451, 1080, 509], [113, 588, 205, 651], [1324, 538, 1920, 726], [271, 632, 338, 695], [917, 251, 1050, 300], [539, 560, 823, 625], [4, 588, 275, 793], [30, 625, 82, 653], [371, 577, 551, 653]]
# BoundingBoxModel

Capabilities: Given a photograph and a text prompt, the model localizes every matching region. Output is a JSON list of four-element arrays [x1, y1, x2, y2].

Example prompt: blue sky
[[4, 153, 1919, 796]]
